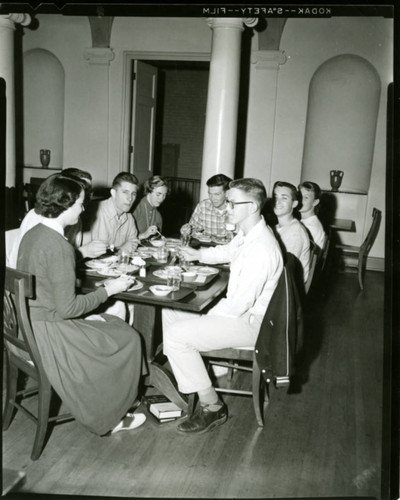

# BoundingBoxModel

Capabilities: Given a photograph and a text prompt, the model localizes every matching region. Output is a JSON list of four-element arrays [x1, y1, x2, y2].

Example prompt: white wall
[[268, 17, 392, 260]]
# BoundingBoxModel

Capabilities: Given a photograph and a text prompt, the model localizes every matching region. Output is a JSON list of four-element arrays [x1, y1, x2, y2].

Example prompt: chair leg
[[357, 254, 365, 290], [187, 393, 197, 417], [252, 359, 264, 427], [30, 380, 52, 461], [2, 359, 18, 430]]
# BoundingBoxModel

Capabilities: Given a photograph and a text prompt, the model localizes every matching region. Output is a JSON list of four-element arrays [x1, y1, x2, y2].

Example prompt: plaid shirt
[[189, 199, 228, 237]]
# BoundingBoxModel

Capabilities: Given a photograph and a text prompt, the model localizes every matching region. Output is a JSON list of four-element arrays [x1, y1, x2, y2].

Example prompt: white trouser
[[162, 308, 258, 394]]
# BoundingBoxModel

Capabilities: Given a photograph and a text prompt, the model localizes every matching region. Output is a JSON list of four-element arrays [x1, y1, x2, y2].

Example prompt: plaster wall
[[267, 16, 392, 259]]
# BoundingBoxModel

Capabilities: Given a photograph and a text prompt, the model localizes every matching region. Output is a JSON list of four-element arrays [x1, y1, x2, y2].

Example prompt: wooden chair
[[336, 208, 382, 290], [188, 256, 303, 426], [3, 267, 73, 461]]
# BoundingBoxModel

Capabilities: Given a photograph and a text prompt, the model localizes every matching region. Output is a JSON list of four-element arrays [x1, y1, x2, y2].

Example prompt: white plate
[[149, 239, 165, 247], [191, 266, 219, 276], [212, 237, 229, 244], [97, 268, 122, 277], [85, 256, 119, 269], [149, 285, 173, 296], [127, 280, 144, 292], [165, 238, 181, 246], [153, 269, 168, 280]]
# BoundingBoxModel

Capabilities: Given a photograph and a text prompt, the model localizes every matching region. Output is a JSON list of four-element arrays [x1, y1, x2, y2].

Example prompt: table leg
[[133, 304, 189, 413]]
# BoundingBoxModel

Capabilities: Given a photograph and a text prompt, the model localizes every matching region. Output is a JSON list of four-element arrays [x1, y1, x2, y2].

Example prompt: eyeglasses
[[226, 200, 254, 210]]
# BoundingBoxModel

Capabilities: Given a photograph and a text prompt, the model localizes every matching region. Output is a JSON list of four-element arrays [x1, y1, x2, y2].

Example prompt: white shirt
[[301, 215, 326, 250], [199, 218, 283, 332], [276, 218, 311, 283], [8, 209, 82, 269]]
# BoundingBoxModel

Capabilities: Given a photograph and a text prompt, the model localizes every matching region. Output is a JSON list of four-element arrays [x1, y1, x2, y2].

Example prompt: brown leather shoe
[[177, 403, 227, 434]]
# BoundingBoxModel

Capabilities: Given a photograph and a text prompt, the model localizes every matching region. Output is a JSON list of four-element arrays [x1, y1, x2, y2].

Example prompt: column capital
[[83, 47, 115, 65], [0, 13, 31, 29], [251, 50, 287, 69], [205, 17, 258, 31]]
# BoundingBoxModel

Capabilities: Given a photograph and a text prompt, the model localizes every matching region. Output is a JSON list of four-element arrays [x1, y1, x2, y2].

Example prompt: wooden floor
[[3, 270, 386, 499]]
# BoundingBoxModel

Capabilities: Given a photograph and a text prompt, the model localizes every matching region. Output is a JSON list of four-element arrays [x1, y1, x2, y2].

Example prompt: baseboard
[[342, 255, 385, 273]]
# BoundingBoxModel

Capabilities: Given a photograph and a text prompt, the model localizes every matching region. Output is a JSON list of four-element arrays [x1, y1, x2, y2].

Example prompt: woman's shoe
[[111, 412, 146, 434]]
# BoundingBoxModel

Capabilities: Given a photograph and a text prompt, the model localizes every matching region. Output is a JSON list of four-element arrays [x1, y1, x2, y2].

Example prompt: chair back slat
[[361, 208, 382, 253], [5, 267, 34, 297], [4, 268, 42, 370]]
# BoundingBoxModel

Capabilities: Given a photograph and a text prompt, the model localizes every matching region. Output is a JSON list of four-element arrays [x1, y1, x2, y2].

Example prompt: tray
[[139, 265, 220, 289], [120, 283, 194, 302]]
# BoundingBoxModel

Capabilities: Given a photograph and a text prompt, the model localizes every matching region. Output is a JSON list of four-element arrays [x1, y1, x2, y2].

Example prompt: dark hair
[[206, 174, 232, 191], [112, 172, 139, 189], [35, 175, 83, 218], [144, 175, 169, 195], [273, 181, 299, 202], [61, 168, 92, 200], [229, 178, 267, 209], [298, 181, 321, 200]]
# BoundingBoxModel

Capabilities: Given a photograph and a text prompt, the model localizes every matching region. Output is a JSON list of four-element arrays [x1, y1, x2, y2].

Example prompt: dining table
[[79, 250, 229, 413]]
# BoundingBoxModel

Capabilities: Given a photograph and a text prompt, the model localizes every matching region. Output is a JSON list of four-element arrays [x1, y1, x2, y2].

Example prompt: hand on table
[[104, 275, 136, 297]]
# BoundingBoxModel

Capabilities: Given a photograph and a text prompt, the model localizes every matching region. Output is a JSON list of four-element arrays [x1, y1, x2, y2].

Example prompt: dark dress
[[17, 223, 143, 435]]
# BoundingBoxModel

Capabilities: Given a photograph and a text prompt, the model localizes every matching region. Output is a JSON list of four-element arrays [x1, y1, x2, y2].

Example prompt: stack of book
[[142, 394, 183, 423]]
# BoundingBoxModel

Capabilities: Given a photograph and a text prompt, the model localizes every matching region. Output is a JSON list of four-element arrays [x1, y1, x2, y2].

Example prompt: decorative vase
[[330, 170, 344, 192], [40, 149, 51, 168]]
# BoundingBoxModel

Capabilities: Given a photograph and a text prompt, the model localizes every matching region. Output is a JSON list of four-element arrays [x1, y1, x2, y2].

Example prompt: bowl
[[149, 239, 165, 247], [182, 271, 197, 282], [149, 285, 173, 296]]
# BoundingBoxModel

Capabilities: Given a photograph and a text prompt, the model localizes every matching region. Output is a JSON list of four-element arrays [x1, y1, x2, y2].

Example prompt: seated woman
[[133, 175, 168, 240], [17, 175, 146, 435]]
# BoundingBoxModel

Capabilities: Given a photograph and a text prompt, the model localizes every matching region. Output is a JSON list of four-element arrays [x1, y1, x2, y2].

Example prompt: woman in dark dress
[[17, 175, 146, 435], [133, 175, 168, 240]]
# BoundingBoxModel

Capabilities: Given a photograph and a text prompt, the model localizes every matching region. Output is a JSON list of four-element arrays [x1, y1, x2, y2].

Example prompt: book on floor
[[142, 394, 183, 420]]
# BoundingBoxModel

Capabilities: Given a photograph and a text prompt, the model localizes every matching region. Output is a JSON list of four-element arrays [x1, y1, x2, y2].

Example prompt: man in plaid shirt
[[188, 174, 232, 237]]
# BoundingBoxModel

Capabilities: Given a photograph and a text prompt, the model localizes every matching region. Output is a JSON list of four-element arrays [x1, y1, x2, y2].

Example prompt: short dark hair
[[144, 175, 169, 195], [206, 174, 232, 191], [273, 181, 299, 202], [298, 181, 321, 200], [35, 175, 83, 218], [229, 178, 267, 209], [112, 172, 139, 189], [61, 168, 92, 200]]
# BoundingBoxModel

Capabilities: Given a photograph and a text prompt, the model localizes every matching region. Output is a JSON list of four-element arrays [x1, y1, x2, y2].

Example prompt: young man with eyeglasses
[[162, 178, 283, 434]]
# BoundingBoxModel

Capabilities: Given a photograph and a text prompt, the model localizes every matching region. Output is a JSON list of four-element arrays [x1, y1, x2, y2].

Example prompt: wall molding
[[83, 48, 115, 65], [342, 255, 385, 273], [251, 50, 287, 69]]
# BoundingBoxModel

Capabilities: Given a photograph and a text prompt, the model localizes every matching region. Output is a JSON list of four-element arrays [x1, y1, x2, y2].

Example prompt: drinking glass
[[156, 246, 168, 264], [118, 250, 130, 273], [166, 268, 182, 291]]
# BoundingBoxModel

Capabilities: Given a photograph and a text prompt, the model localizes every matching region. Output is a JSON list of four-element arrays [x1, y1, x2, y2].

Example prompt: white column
[[243, 50, 287, 193], [0, 14, 31, 187], [200, 18, 257, 200]]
